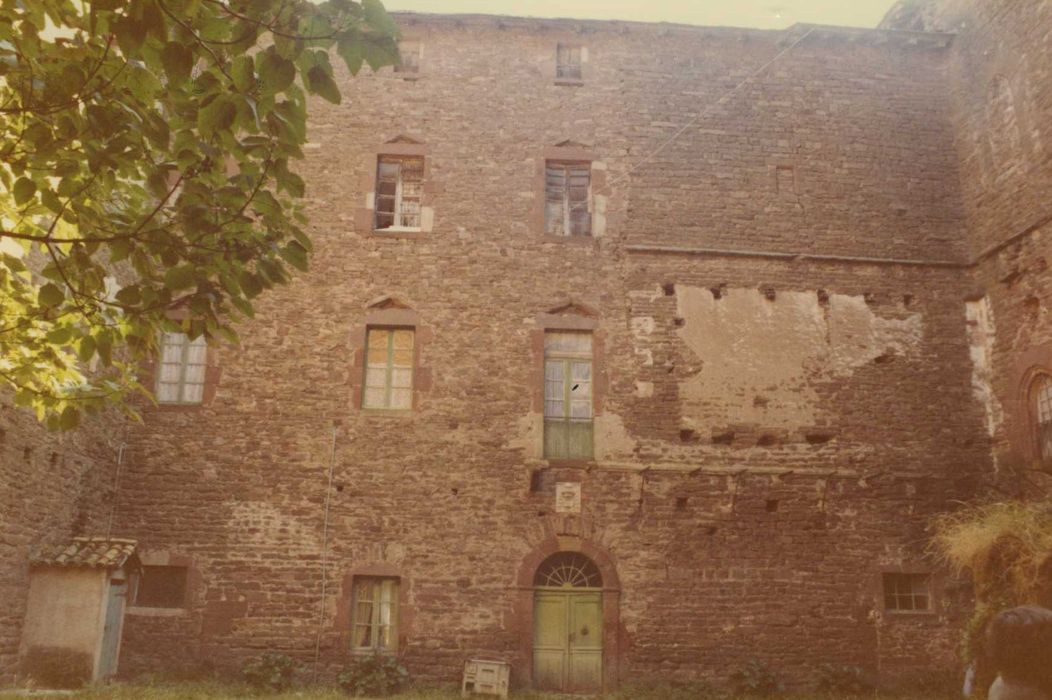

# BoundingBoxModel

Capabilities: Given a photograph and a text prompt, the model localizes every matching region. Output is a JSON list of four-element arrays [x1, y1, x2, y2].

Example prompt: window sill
[[554, 78, 584, 86], [883, 609, 937, 619], [394, 73, 421, 81], [541, 234, 596, 245], [127, 606, 188, 617], [360, 408, 415, 418], [350, 648, 397, 657], [370, 228, 427, 240], [150, 402, 205, 412], [544, 459, 596, 468]]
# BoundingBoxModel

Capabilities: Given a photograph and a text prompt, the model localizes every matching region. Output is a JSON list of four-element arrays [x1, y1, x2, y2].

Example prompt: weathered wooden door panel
[[98, 573, 128, 679], [533, 590, 602, 692], [568, 593, 603, 691]]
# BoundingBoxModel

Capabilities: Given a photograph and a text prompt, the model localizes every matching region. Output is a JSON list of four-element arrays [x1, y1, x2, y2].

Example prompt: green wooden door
[[533, 590, 603, 691]]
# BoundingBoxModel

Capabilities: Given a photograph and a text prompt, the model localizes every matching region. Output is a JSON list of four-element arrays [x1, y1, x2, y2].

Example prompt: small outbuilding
[[20, 537, 140, 684]]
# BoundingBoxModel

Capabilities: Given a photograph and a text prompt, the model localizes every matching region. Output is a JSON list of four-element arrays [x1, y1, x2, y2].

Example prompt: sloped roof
[[30, 537, 139, 570]]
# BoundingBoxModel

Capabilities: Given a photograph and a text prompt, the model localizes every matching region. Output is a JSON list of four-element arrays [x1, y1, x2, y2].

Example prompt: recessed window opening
[[157, 332, 207, 404], [363, 328, 414, 410], [1032, 374, 1052, 460], [556, 43, 583, 80], [352, 577, 399, 651], [544, 332, 593, 460], [134, 565, 188, 608], [544, 162, 591, 237], [395, 41, 421, 74], [375, 156, 423, 231], [882, 573, 931, 612]]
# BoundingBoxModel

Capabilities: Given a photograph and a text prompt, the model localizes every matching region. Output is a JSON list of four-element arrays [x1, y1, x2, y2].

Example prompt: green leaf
[[198, 96, 238, 139], [13, 178, 37, 205], [59, 405, 81, 430], [164, 264, 197, 291], [38, 283, 64, 307], [232, 55, 256, 92], [78, 336, 96, 363], [306, 65, 341, 104], [259, 50, 296, 94], [363, 0, 398, 36], [161, 42, 193, 85]]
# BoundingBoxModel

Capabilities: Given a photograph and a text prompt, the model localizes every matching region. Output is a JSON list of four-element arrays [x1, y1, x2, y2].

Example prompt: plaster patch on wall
[[593, 412, 636, 461], [965, 297, 1004, 439], [674, 287, 923, 428]]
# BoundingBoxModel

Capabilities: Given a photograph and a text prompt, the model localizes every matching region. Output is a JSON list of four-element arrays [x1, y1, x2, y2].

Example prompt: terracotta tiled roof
[[30, 537, 139, 569]]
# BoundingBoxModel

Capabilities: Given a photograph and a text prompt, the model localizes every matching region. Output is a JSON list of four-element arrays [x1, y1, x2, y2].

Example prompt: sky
[[381, 0, 900, 30]]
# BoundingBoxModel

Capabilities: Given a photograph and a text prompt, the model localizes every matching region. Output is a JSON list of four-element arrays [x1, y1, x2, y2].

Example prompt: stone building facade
[[2, 0, 1051, 691]]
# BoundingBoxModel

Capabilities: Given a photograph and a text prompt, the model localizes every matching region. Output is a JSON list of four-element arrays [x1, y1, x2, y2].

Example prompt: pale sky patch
[[383, 0, 899, 30]]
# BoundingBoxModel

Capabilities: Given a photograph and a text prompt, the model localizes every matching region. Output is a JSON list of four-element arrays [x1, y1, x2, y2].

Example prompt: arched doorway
[[532, 552, 603, 692]]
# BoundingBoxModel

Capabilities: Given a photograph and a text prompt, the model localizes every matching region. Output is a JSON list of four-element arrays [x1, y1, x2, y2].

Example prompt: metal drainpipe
[[106, 444, 127, 538], [312, 424, 339, 682]]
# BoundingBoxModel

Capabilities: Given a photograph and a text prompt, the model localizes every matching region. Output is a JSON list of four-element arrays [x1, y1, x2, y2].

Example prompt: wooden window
[[134, 565, 188, 608], [363, 328, 414, 410], [882, 573, 931, 612], [395, 41, 421, 75], [544, 332, 593, 460], [545, 162, 591, 237], [375, 156, 424, 231], [352, 577, 398, 652], [556, 43, 582, 80], [156, 332, 207, 404], [1032, 374, 1052, 460]]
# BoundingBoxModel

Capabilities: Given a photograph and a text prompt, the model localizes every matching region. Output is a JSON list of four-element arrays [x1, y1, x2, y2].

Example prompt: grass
[[0, 681, 958, 700]]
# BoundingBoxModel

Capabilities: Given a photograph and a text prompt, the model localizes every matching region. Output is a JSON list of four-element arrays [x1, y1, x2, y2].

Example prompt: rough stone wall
[[94, 14, 994, 690], [883, 0, 1052, 492], [0, 399, 124, 682]]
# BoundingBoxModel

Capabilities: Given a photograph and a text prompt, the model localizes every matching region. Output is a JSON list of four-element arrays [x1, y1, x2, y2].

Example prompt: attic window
[[375, 156, 423, 231], [882, 573, 931, 613], [556, 44, 583, 81]]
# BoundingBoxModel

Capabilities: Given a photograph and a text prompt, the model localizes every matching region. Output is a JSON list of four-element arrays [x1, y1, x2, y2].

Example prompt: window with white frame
[[374, 156, 423, 231], [352, 577, 399, 652], [363, 328, 414, 410], [544, 331, 593, 459], [882, 573, 931, 612], [556, 43, 583, 80], [1032, 374, 1052, 460], [156, 332, 207, 404], [545, 162, 591, 237]]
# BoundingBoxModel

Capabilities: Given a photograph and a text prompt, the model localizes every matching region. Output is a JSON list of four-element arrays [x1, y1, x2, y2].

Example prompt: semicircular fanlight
[[533, 552, 602, 588]]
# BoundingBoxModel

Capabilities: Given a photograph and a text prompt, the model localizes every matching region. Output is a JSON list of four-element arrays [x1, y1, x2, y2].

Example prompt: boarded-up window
[[375, 156, 423, 230], [882, 573, 930, 612], [156, 332, 207, 404], [363, 328, 414, 410], [544, 332, 593, 459], [395, 41, 422, 74], [556, 44, 582, 80], [352, 577, 398, 651], [545, 162, 590, 237], [135, 565, 188, 608], [1033, 374, 1052, 459]]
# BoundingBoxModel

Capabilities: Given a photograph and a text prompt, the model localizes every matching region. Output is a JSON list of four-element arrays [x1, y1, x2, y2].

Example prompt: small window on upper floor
[[1031, 374, 1052, 461], [363, 327, 414, 410], [134, 565, 188, 608], [556, 43, 583, 81], [395, 41, 422, 76], [156, 332, 207, 404], [545, 162, 591, 237], [882, 573, 931, 613], [375, 156, 424, 231]]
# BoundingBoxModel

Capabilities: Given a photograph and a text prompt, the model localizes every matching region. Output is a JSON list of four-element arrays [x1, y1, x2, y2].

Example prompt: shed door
[[533, 591, 603, 692], [98, 573, 129, 679]]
